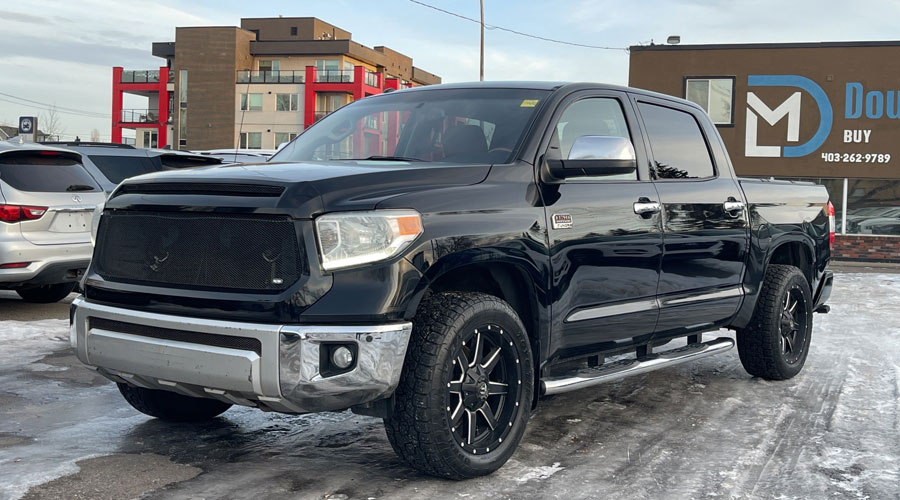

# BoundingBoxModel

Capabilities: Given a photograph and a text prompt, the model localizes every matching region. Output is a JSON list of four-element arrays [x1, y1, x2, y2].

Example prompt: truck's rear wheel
[[385, 292, 533, 479], [737, 264, 813, 380], [117, 384, 232, 421], [16, 283, 76, 303]]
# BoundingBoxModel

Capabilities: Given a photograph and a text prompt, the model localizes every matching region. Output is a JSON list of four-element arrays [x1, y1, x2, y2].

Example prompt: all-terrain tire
[[117, 384, 232, 421], [737, 264, 813, 380], [16, 283, 77, 303], [384, 292, 534, 479]]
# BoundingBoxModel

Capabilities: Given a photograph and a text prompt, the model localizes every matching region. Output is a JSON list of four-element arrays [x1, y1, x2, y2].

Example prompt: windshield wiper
[[66, 184, 96, 192], [344, 155, 423, 162]]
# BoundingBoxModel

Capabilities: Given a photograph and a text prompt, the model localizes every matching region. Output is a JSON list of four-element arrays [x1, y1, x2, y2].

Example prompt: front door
[[541, 92, 663, 360], [633, 98, 750, 337]]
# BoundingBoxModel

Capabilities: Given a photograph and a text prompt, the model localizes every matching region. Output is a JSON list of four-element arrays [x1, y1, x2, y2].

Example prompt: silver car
[[0, 141, 106, 302]]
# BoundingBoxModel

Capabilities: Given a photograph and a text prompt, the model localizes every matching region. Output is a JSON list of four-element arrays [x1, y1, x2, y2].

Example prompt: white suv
[[0, 141, 106, 302]]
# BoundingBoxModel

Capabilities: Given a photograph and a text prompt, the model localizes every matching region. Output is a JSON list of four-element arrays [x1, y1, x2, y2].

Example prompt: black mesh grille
[[93, 211, 303, 292], [115, 183, 284, 197], [90, 317, 262, 355]]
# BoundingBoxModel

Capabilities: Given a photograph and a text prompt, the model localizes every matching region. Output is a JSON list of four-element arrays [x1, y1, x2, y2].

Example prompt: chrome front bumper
[[70, 297, 412, 413]]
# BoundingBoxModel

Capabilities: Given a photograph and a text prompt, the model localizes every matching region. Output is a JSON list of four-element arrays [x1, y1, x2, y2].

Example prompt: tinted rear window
[[638, 102, 716, 179], [88, 155, 163, 184], [0, 154, 100, 193]]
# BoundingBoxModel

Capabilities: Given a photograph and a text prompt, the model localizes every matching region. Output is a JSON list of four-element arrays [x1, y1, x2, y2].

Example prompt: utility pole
[[479, 0, 484, 81]]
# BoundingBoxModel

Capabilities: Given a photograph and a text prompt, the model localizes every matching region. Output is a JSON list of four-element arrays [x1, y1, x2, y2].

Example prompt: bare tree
[[90, 129, 101, 142], [39, 105, 64, 140]]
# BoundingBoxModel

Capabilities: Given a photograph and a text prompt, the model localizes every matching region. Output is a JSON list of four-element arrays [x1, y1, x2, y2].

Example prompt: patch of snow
[[515, 462, 564, 483], [0, 320, 69, 369]]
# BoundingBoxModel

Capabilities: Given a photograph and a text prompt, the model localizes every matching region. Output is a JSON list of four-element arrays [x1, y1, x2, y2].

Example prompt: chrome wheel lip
[[779, 285, 809, 365], [446, 323, 523, 455]]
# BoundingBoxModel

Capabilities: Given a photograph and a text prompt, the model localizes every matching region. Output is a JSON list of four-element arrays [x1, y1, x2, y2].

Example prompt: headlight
[[90, 201, 104, 246], [314, 209, 422, 271]]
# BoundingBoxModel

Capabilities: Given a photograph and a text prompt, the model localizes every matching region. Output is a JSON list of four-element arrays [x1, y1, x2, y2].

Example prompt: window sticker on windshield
[[520, 99, 539, 108]]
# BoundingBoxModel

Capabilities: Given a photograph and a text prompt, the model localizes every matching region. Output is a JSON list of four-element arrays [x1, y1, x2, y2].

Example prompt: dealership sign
[[745, 75, 893, 164]]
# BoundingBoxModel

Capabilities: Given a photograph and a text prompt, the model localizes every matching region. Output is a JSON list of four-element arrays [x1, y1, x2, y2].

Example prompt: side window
[[550, 97, 635, 181], [637, 102, 715, 179]]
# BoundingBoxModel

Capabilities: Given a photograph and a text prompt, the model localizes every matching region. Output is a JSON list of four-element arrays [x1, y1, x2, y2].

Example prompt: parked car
[[72, 82, 833, 478], [845, 206, 900, 235], [192, 149, 276, 165], [41, 142, 222, 194], [0, 141, 105, 302]]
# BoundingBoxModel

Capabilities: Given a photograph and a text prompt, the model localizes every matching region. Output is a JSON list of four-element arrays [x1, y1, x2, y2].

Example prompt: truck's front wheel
[[117, 384, 232, 421], [385, 292, 534, 479]]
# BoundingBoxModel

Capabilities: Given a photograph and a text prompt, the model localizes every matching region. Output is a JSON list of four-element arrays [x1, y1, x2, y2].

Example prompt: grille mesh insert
[[90, 317, 262, 355], [93, 211, 303, 292]]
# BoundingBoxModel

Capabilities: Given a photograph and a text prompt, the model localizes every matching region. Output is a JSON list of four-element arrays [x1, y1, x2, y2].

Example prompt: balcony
[[315, 70, 354, 83], [120, 109, 158, 123], [121, 70, 160, 83], [237, 70, 304, 84]]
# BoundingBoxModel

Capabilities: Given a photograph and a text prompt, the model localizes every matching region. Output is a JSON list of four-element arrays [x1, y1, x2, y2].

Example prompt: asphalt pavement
[[0, 273, 898, 500]]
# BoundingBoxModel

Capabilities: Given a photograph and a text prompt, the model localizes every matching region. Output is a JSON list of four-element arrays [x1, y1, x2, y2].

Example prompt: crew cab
[[71, 82, 833, 479]]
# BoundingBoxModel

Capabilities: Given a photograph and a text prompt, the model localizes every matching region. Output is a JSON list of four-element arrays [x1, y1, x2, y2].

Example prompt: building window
[[178, 109, 187, 145], [844, 179, 900, 236], [684, 77, 734, 126], [275, 132, 298, 147], [178, 69, 188, 108], [637, 102, 716, 179], [316, 93, 345, 113], [240, 93, 263, 111], [276, 93, 300, 111], [259, 60, 280, 72], [290, 26, 298, 36], [240, 132, 262, 149]]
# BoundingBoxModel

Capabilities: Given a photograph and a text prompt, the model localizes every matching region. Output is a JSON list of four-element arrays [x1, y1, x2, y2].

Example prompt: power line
[[407, 0, 628, 51], [0, 92, 110, 118]]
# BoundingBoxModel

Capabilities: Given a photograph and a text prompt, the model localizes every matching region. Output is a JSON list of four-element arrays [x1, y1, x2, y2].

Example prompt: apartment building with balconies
[[112, 16, 440, 151]]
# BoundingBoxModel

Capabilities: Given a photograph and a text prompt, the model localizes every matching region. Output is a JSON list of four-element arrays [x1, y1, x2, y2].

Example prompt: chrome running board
[[540, 337, 735, 396]]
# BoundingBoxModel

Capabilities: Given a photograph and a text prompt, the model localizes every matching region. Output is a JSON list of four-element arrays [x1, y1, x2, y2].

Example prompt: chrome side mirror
[[546, 135, 637, 179]]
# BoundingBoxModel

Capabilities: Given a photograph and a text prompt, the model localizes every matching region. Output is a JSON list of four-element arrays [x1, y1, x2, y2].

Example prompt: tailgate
[[0, 150, 104, 245]]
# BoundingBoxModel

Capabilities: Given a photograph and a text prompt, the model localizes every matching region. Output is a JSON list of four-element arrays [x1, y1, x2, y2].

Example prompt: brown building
[[113, 17, 440, 151], [630, 41, 900, 262]]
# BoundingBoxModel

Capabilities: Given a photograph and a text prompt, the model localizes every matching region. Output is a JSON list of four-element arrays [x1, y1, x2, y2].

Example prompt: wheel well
[[768, 241, 813, 285], [427, 263, 542, 405]]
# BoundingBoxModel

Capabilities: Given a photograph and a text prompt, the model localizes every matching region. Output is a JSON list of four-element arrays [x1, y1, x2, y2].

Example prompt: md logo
[[745, 75, 833, 158]]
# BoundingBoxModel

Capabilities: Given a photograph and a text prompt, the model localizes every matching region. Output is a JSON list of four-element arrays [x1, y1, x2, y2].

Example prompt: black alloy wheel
[[779, 285, 809, 365], [385, 292, 534, 479], [736, 264, 814, 380], [447, 323, 523, 455]]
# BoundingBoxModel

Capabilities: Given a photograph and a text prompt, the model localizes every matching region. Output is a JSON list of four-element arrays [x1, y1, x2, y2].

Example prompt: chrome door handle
[[723, 201, 745, 213], [633, 201, 661, 215]]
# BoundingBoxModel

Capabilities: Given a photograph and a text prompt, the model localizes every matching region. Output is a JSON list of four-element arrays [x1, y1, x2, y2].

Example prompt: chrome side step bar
[[540, 337, 735, 396]]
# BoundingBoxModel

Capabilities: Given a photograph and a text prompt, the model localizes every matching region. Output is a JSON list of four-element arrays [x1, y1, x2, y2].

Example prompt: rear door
[[540, 91, 663, 359], [632, 96, 750, 336], [0, 150, 104, 245]]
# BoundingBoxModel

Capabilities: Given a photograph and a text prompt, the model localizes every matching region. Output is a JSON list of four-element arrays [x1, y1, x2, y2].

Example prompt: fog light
[[331, 346, 354, 369]]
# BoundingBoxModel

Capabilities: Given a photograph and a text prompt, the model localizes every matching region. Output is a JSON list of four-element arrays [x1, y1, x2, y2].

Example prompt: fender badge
[[552, 213, 573, 229]]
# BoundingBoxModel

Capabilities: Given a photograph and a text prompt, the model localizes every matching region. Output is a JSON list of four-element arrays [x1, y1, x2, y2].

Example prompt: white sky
[[2, 0, 899, 141]]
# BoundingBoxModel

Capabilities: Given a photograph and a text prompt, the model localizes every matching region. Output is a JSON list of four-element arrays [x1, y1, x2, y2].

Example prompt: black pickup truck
[[72, 82, 833, 479]]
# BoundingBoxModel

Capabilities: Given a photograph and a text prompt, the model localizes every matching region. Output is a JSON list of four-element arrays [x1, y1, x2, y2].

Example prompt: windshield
[[271, 88, 550, 164], [88, 155, 163, 184]]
